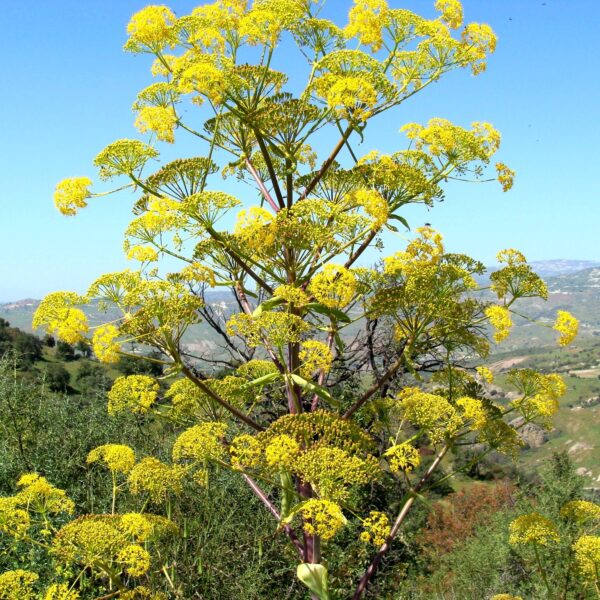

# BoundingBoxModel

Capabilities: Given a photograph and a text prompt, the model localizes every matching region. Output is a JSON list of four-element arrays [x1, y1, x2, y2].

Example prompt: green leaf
[[240, 371, 280, 390], [297, 563, 330, 600], [252, 296, 285, 317], [290, 374, 336, 404], [306, 302, 351, 324], [280, 471, 296, 520], [389, 213, 410, 230]]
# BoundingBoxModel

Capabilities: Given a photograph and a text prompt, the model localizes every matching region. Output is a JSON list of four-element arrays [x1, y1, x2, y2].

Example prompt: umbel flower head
[[509, 512, 559, 546], [54, 177, 93, 216]]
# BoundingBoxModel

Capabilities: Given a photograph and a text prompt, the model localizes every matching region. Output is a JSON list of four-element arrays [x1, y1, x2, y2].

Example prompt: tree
[[55, 340, 76, 362], [22, 1, 581, 598], [41, 363, 71, 393]]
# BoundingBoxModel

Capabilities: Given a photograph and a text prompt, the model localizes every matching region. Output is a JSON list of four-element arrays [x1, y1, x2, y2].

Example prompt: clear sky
[[1, 0, 598, 301]]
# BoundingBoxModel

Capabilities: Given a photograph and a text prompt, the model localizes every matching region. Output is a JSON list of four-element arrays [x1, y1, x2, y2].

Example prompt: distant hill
[[2, 260, 599, 353], [527, 259, 600, 278]]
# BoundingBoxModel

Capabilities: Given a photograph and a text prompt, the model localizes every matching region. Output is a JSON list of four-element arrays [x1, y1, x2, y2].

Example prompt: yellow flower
[[384, 442, 420, 474], [456, 396, 488, 431], [274, 284, 309, 307], [485, 305, 512, 343], [87, 444, 136, 475], [127, 457, 186, 502], [315, 74, 378, 122], [0, 497, 30, 538], [553, 310, 578, 346], [16, 473, 74, 515], [509, 512, 559, 546], [44, 584, 80, 600], [398, 388, 462, 443], [118, 544, 152, 577], [125, 5, 177, 52], [294, 446, 379, 502], [265, 434, 300, 471], [107, 375, 159, 415], [309, 264, 357, 309], [54, 177, 92, 216], [134, 106, 177, 143], [353, 188, 389, 228], [33, 292, 88, 344], [230, 434, 263, 470], [172, 422, 228, 463], [490, 596, 522, 600], [92, 324, 121, 363], [496, 162, 515, 192], [435, 0, 463, 29], [299, 340, 334, 378], [561, 500, 600, 525], [360, 511, 390, 546], [573, 535, 600, 581], [298, 499, 346, 541], [345, 0, 389, 51], [127, 245, 159, 262], [476, 366, 494, 384], [0, 570, 38, 600]]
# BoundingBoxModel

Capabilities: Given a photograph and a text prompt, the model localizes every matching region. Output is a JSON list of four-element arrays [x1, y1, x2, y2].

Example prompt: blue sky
[[0, 0, 598, 301]]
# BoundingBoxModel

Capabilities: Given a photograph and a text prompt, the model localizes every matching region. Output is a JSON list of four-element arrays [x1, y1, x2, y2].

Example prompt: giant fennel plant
[[1, 1, 590, 599]]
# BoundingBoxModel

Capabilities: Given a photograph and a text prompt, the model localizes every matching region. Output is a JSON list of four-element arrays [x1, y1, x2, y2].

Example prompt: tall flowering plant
[[3, 0, 581, 598]]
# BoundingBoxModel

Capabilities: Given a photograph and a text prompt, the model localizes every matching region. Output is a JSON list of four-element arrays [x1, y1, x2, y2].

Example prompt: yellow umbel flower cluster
[[226, 311, 310, 348], [87, 444, 136, 475], [16, 473, 75, 516], [44, 583, 80, 600], [117, 544, 152, 577], [402, 119, 500, 161], [456, 396, 488, 431], [476, 366, 494, 384], [274, 284, 310, 307], [172, 422, 228, 463], [294, 446, 379, 502], [490, 595, 523, 600], [0, 497, 30, 538], [265, 434, 301, 471], [507, 370, 566, 424], [128, 457, 186, 502], [491, 249, 548, 300], [107, 375, 159, 415], [345, 0, 389, 52], [127, 245, 159, 262], [230, 434, 263, 470], [398, 388, 462, 443], [435, 0, 463, 29], [508, 512, 559, 546], [485, 305, 512, 343], [553, 310, 579, 346], [92, 324, 121, 363], [33, 292, 88, 345], [352, 188, 389, 228], [572, 535, 600, 582], [125, 5, 177, 52], [134, 106, 178, 143], [299, 340, 334, 378], [53, 177, 92, 216], [384, 442, 421, 474], [561, 500, 600, 525], [308, 264, 357, 309], [238, 0, 306, 46], [298, 499, 346, 541], [0, 569, 38, 600], [495, 162, 516, 192], [51, 513, 174, 583], [360, 511, 391, 546]]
